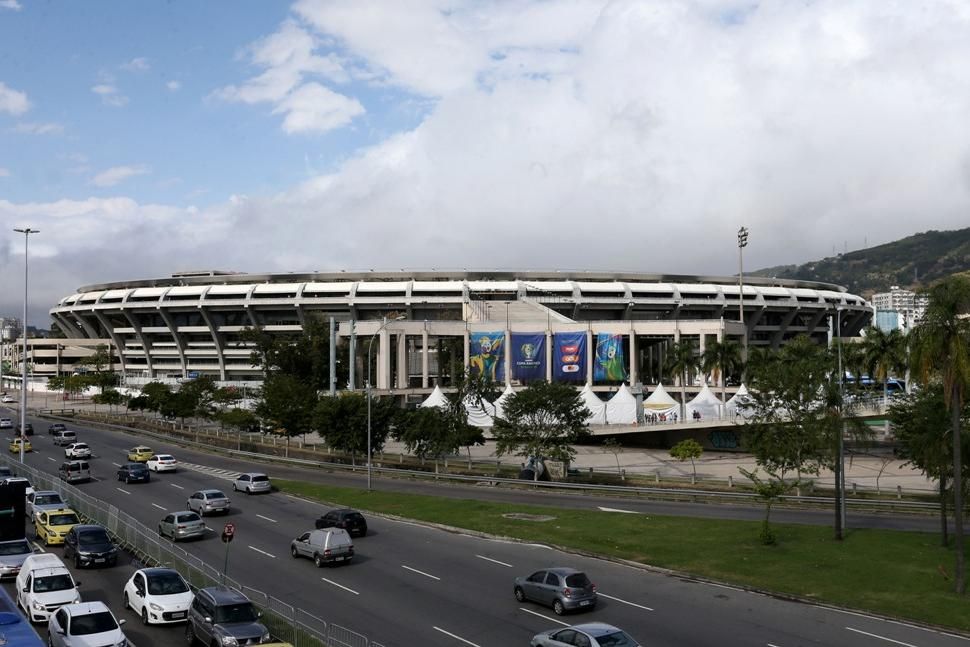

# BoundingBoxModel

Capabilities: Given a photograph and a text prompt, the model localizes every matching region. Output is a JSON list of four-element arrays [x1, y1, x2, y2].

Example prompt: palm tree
[[861, 326, 907, 408], [910, 275, 970, 594], [665, 341, 698, 420], [701, 339, 742, 416]]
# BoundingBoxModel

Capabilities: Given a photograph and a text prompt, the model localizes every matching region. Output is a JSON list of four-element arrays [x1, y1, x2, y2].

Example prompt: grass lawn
[[276, 479, 970, 631]]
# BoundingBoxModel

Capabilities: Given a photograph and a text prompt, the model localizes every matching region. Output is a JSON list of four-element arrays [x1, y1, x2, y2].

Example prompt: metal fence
[[0, 453, 385, 647]]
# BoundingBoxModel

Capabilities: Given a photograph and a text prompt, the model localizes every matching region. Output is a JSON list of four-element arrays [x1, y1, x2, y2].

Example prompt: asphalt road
[[2, 407, 968, 647]]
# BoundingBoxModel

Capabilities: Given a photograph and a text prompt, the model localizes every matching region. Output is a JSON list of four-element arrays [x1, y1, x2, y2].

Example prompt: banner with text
[[469, 331, 505, 382], [594, 333, 628, 382], [553, 332, 587, 382], [510, 333, 546, 383]]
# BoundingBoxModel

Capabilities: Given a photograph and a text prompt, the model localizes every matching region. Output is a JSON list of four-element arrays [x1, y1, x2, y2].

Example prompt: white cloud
[[0, 81, 29, 115], [166, 80, 181, 92], [91, 165, 150, 187], [272, 82, 364, 134], [120, 57, 150, 72], [91, 84, 129, 107], [14, 122, 64, 135], [0, 0, 22, 11], [0, 167, 9, 177]]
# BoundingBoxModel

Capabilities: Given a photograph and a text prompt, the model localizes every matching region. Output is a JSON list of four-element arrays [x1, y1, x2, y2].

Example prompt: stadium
[[41, 269, 871, 399]]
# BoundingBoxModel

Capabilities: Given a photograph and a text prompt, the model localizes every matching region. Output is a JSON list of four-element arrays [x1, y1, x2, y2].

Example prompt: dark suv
[[15, 423, 33, 436], [315, 508, 367, 537], [48, 422, 67, 435], [64, 524, 119, 568], [117, 462, 150, 484], [185, 586, 270, 646]]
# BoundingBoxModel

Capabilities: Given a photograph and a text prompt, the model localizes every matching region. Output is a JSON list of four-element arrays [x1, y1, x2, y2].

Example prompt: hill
[[752, 228, 970, 297]]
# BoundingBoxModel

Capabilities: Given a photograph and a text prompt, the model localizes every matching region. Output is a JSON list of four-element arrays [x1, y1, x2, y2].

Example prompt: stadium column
[[396, 330, 407, 389], [585, 327, 593, 386], [504, 328, 511, 387], [378, 326, 391, 390], [463, 328, 470, 375], [545, 331, 552, 383], [628, 330, 637, 385], [421, 324, 429, 389]]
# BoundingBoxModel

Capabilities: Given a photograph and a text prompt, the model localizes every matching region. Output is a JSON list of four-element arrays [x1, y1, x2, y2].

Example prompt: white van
[[52, 430, 77, 446], [290, 528, 354, 567], [15, 553, 81, 623]]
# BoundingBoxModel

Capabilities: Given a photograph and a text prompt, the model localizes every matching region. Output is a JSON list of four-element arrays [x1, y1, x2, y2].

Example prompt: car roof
[[132, 446, 152, 450], [569, 623, 625, 637], [331, 508, 359, 514], [72, 524, 107, 532], [239, 472, 266, 477], [63, 601, 111, 616], [200, 586, 250, 604], [544, 567, 585, 576], [140, 567, 182, 577], [199, 488, 226, 495], [33, 490, 62, 496]]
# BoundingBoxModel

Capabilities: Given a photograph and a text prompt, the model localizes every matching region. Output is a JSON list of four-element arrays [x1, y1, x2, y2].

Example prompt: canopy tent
[[579, 384, 607, 425], [605, 384, 638, 425], [492, 384, 515, 420], [643, 383, 679, 419], [725, 383, 754, 419], [465, 395, 496, 428], [419, 385, 449, 410], [686, 384, 724, 420]]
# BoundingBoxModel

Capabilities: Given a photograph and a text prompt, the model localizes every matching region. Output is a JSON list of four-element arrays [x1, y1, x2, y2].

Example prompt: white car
[[146, 454, 177, 472], [1, 395, 14, 403], [49, 601, 128, 647], [123, 567, 194, 625], [0, 417, 12, 429], [15, 553, 81, 623], [64, 442, 92, 459]]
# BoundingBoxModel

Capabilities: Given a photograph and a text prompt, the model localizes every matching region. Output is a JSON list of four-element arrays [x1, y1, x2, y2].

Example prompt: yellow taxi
[[9, 437, 32, 453], [34, 507, 81, 546], [127, 446, 154, 462]]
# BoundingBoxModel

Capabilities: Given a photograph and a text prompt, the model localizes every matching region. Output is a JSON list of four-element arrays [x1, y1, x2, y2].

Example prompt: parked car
[[15, 553, 81, 623], [315, 509, 367, 537], [514, 567, 597, 616], [63, 524, 119, 568], [0, 417, 12, 429], [185, 586, 270, 647], [9, 437, 32, 453], [49, 601, 128, 647], [1, 394, 14, 403], [0, 476, 34, 497], [58, 460, 91, 484], [52, 429, 78, 446], [64, 442, 91, 460], [158, 511, 206, 542], [15, 422, 33, 436], [48, 422, 67, 435], [232, 472, 271, 494], [117, 462, 150, 484], [34, 508, 81, 547], [124, 567, 194, 625], [290, 528, 354, 567], [530, 623, 640, 647], [146, 453, 178, 472], [186, 489, 230, 516], [0, 537, 34, 579], [126, 446, 154, 462], [26, 490, 67, 520]]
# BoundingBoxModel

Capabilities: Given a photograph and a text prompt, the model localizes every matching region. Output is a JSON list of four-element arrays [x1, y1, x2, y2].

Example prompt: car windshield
[[178, 513, 202, 523], [34, 574, 74, 592], [206, 491, 227, 499], [79, 529, 110, 544], [70, 611, 118, 635], [213, 602, 259, 624], [35, 494, 63, 506], [564, 573, 591, 588], [346, 513, 364, 522], [147, 572, 190, 595], [0, 540, 30, 555], [596, 630, 637, 646], [157, 455, 173, 460], [48, 513, 79, 526]]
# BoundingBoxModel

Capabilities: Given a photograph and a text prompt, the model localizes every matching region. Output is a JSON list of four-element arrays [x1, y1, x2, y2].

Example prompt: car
[[158, 511, 206, 542], [26, 490, 67, 520], [0, 417, 11, 429], [34, 508, 81, 546], [146, 453, 178, 472], [186, 489, 230, 516], [0, 466, 12, 478], [15, 553, 81, 623], [117, 462, 150, 484], [64, 442, 91, 459], [514, 567, 597, 616], [126, 446, 154, 462], [15, 422, 34, 436], [0, 537, 34, 579], [52, 430, 78, 446], [48, 422, 67, 435], [49, 601, 128, 647], [58, 460, 91, 484], [315, 509, 367, 537], [530, 623, 641, 647], [123, 567, 194, 625], [290, 528, 354, 567], [232, 472, 271, 494], [1, 395, 14, 403], [63, 524, 119, 569], [185, 586, 270, 647], [1, 476, 35, 497], [10, 437, 33, 453]]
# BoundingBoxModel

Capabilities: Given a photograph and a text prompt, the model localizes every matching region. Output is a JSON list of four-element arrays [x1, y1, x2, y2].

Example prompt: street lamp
[[366, 314, 405, 491], [834, 307, 846, 539], [14, 227, 38, 464], [737, 226, 749, 354]]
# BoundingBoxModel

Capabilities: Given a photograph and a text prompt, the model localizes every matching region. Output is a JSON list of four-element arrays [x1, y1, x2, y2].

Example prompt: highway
[[3, 406, 968, 647]]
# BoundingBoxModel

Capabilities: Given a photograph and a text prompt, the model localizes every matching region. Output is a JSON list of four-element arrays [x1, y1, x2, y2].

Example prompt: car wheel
[[514, 587, 526, 602], [291, 545, 299, 558], [123, 591, 130, 609], [74, 554, 81, 569], [553, 599, 565, 616], [185, 622, 198, 646], [232, 483, 237, 491], [158, 525, 163, 537], [142, 607, 149, 625], [314, 553, 324, 568]]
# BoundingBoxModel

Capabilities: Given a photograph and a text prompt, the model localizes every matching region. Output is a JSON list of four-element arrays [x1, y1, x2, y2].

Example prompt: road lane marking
[[830, 608, 970, 641], [475, 554, 513, 568], [767, 643, 782, 647], [116, 488, 130, 495], [432, 627, 482, 647], [170, 483, 184, 490], [256, 514, 277, 523], [112, 462, 121, 467], [151, 503, 166, 510], [321, 577, 359, 595], [518, 607, 569, 626], [845, 627, 918, 647], [401, 564, 440, 580], [47, 457, 56, 462], [204, 525, 213, 531], [597, 506, 644, 514], [598, 592, 653, 611], [248, 546, 276, 559]]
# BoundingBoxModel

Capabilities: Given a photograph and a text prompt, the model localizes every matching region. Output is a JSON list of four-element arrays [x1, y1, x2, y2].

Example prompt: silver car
[[26, 490, 67, 520], [531, 623, 640, 647], [232, 472, 271, 494], [514, 567, 597, 615], [186, 489, 230, 516], [0, 537, 33, 579], [158, 511, 206, 541]]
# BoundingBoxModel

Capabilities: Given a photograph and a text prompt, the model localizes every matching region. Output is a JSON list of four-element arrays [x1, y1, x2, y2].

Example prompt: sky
[[2, 0, 970, 326]]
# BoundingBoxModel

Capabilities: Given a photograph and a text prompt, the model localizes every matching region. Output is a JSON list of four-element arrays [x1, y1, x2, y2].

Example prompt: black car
[[15, 423, 33, 437], [64, 524, 119, 568], [117, 462, 150, 484], [48, 422, 67, 435], [315, 508, 367, 537]]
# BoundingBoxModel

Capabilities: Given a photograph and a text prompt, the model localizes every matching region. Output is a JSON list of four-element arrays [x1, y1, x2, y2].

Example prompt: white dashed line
[[151, 503, 166, 510], [116, 487, 130, 495], [401, 565, 440, 581], [320, 577, 359, 595], [432, 627, 482, 647], [47, 457, 56, 462], [169, 483, 184, 490], [767, 643, 782, 647], [256, 514, 277, 523], [475, 554, 513, 568], [597, 592, 653, 611], [111, 462, 121, 467], [845, 627, 918, 647], [518, 607, 569, 626], [248, 546, 276, 559]]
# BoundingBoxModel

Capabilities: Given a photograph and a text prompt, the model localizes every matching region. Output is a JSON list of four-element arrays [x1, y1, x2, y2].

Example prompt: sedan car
[[34, 507, 81, 546], [48, 422, 67, 435], [531, 623, 640, 647], [315, 508, 367, 537], [64, 442, 92, 459], [126, 445, 154, 462], [9, 437, 32, 453], [123, 567, 194, 624], [117, 462, 150, 484], [514, 567, 597, 615], [64, 524, 119, 569], [232, 472, 271, 494], [0, 395, 14, 403], [158, 511, 206, 541], [15, 422, 33, 436], [186, 489, 230, 516], [0, 417, 11, 429], [146, 454, 178, 472], [0, 537, 34, 579], [26, 490, 67, 520], [49, 601, 128, 647]]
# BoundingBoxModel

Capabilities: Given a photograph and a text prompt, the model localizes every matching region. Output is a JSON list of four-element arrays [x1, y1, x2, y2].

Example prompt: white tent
[[686, 384, 723, 421], [492, 384, 515, 420], [605, 384, 638, 425], [579, 384, 607, 425], [464, 395, 495, 427], [419, 385, 449, 410], [643, 383, 679, 419], [725, 383, 754, 419]]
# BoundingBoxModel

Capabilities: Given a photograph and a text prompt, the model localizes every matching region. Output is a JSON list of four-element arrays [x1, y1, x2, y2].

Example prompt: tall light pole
[[14, 227, 38, 464], [834, 307, 846, 539], [366, 314, 405, 491], [737, 226, 749, 355]]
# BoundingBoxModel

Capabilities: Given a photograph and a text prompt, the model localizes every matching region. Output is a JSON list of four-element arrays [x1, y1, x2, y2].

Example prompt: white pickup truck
[[15, 553, 81, 623]]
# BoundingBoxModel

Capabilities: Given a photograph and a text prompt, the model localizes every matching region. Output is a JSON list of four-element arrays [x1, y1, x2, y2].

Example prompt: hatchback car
[[35, 508, 81, 546], [0, 395, 14, 403], [126, 446, 154, 462], [185, 586, 269, 647], [49, 601, 128, 647], [0, 417, 11, 429], [52, 430, 78, 446], [48, 422, 67, 435], [158, 511, 206, 541], [232, 472, 271, 494], [117, 462, 150, 484], [64, 442, 91, 459], [186, 489, 230, 516], [15, 422, 33, 436], [9, 437, 32, 453], [315, 509, 368, 537], [146, 453, 178, 472], [27, 490, 67, 520], [63, 524, 119, 569], [531, 623, 639, 647], [514, 567, 597, 615], [0, 537, 34, 579], [124, 567, 194, 625]]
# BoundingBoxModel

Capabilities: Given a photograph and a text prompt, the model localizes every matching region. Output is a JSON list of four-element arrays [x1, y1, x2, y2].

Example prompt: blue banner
[[553, 332, 586, 382], [469, 331, 504, 382], [594, 333, 628, 382], [510, 333, 545, 383]]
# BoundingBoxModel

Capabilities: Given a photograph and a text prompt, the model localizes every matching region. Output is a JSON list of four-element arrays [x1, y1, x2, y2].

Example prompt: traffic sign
[[221, 522, 235, 543]]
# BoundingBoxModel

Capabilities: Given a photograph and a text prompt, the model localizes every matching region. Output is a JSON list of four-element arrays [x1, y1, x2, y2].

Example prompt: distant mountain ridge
[[752, 228, 970, 297]]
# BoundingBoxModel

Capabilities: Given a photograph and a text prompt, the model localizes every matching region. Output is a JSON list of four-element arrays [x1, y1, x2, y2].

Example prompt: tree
[[861, 326, 907, 407], [241, 317, 348, 391], [443, 366, 494, 465], [314, 392, 398, 464], [257, 373, 317, 441], [602, 437, 623, 479], [701, 339, 742, 413], [75, 344, 117, 393], [665, 341, 698, 420], [92, 388, 126, 413], [738, 467, 796, 545], [670, 438, 703, 483], [140, 382, 172, 416], [217, 408, 259, 449], [910, 275, 970, 594], [397, 406, 454, 470], [492, 381, 591, 479]]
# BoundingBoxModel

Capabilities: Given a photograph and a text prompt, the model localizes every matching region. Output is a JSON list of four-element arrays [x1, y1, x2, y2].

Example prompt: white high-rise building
[[871, 286, 928, 331]]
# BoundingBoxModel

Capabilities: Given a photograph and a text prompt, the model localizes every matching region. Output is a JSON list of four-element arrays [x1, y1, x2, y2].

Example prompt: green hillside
[[752, 228, 970, 296]]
